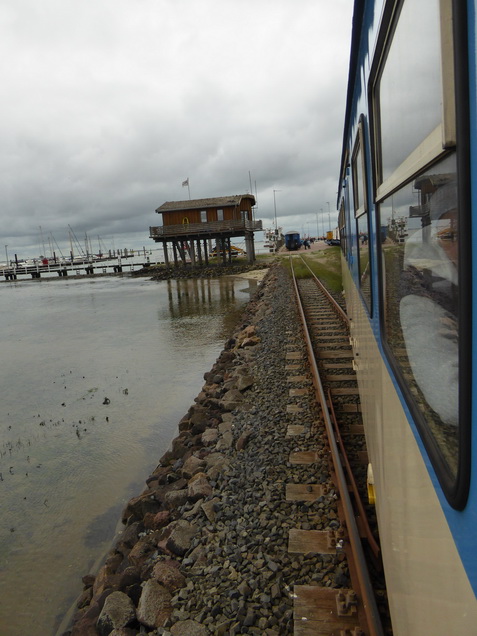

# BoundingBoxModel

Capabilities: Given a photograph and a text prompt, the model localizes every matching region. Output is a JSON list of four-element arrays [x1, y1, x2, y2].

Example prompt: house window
[[200, 210, 207, 222], [217, 209, 224, 221]]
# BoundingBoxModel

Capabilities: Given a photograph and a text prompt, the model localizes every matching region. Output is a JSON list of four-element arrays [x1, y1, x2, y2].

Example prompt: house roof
[[156, 194, 255, 214]]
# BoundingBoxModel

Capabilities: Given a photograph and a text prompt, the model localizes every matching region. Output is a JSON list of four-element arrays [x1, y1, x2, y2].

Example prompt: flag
[[182, 178, 189, 187]]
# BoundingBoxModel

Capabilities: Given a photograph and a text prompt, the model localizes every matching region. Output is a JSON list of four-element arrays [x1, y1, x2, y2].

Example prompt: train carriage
[[284, 231, 301, 251], [338, 0, 477, 634]]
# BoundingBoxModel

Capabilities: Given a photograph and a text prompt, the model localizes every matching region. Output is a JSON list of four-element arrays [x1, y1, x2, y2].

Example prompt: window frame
[[371, 0, 456, 205], [370, 0, 471, 509], [352, 118, 367, 218], [352, 116, 373, 314]]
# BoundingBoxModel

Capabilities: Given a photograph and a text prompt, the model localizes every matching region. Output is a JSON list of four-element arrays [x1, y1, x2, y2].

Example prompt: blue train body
[[284, 231, 301, 251], [337, 0, 477, 633]]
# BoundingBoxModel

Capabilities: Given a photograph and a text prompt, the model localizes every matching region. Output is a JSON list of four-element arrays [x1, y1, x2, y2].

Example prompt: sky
[[0, 0, 353, 260]]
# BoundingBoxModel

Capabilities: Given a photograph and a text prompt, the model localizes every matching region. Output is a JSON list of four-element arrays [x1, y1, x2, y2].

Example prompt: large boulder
[[96, 591, 136, 635], [181, 455, 206, 479], [164, 520, 198, 556], [187, 473, 212, 502], [201, 428, 219, 445], [152, 559, 186, 592], [170, 619, 209, 635], [221, 389, 244, 411], [127, 534, 159, 569], [136, 579, 172, 629], [121, 491, 160, 523]]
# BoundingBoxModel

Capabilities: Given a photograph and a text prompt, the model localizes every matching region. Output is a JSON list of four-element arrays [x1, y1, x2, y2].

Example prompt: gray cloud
[[1, 0, 352, 257]]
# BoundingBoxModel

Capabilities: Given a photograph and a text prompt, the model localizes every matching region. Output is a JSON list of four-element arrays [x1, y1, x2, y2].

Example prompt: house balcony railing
[[149, 219, 262, 239]]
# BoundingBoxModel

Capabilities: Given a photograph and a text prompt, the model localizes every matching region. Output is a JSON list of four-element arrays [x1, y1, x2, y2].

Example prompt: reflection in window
[[377, 0, 442, 182], [357, 213, 371, 310], [338, 198, 346, 254], [353, 142, 363, 212], [379, 153, 458, 475], [352, 122, 371, 311]]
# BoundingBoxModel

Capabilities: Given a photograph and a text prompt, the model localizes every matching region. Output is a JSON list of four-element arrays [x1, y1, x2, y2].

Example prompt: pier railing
[[1, 255, 145, 281], [149, 219, 262, 239]]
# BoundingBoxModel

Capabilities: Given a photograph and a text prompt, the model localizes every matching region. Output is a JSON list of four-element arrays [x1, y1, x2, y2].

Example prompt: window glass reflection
[[379, 153, 458, 475], [378, 0, 442, 182], [357, 214, 371, 310], [353, 143, 363, 212]]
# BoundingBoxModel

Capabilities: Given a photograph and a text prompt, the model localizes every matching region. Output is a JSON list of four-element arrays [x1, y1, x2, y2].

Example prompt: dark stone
[[136, 580, 172, 629], [127, 534, 158, 569], [152, 559, 186, 592], [164, 520, 198, 556], [121, 492, 160, 523], [82, 574, 95, 588], [96, 591, 136, 636], [118, 566, 141, 591]]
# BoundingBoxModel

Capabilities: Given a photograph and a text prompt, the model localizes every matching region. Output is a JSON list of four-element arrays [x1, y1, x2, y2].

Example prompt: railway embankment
[[64, 262, 346, 636]]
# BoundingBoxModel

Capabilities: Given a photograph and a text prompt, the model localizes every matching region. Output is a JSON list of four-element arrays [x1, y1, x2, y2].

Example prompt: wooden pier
[[1, 259, 150, 281]]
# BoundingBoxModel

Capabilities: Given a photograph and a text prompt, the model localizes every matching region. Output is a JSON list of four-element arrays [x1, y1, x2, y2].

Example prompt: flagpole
[[182, 178, 191, 199]]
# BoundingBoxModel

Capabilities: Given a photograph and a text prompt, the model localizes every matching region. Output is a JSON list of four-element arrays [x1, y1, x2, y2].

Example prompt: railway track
[[289, 255, 388, 636]]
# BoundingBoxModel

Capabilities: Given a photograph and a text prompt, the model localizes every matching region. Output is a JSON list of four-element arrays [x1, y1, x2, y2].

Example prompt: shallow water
[[0, 274, 256, 635]]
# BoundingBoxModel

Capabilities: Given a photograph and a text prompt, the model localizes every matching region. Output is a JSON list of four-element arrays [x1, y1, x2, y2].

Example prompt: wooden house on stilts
[[149, 194, 262, 266]]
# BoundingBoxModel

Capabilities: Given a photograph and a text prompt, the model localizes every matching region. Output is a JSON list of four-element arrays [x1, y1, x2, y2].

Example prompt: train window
[[373, 0, 469, 506], [373, 0, 455, 201], [338, 198, 346, 254], [357, 213, 371, 311], [379, 153, 460, 480], [352, 118, 369, 217], [352, 119, 372, 311], [352, 133, 365, 216]]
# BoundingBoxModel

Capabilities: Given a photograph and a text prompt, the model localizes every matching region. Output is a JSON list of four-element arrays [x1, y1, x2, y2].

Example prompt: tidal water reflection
[[0, 274, 256, 636]]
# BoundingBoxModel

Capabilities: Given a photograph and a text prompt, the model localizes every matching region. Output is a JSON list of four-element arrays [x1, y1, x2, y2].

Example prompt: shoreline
[[63, 262, 345, 636], [0, 260, 274, 285]]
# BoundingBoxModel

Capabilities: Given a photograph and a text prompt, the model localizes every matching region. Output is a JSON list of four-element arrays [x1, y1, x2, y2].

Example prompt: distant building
[[150, 194, 262, 266]]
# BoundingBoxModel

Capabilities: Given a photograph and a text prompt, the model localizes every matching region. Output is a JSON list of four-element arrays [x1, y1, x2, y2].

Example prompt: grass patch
[[283, 248, 343, 293]]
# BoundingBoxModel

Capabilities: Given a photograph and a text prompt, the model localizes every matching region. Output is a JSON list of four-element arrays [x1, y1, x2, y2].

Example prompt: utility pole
[[273, 189, 281, 235]]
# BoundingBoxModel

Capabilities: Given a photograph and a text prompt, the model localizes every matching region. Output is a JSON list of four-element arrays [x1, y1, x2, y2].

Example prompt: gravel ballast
[[66, 263, 347, 636]]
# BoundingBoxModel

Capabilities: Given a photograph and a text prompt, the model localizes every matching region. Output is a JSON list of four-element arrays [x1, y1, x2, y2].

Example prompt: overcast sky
[[1, 0, 353, 259]]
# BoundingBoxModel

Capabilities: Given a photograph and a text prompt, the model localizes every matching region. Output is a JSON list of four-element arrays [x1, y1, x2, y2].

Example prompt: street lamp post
[[273, 190, 281, 234], [327, 201, 331, 233], [315, 213, 319, 239], [320, 208, 324, 238], [5, 245, 8, 267]]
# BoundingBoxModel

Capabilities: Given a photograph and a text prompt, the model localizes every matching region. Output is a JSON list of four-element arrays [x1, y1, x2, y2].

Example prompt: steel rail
[[298, 255, 349, 326], [289, 256, 384, 636], [296, 255, 380, 556], [327, 388, 381, 560]]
